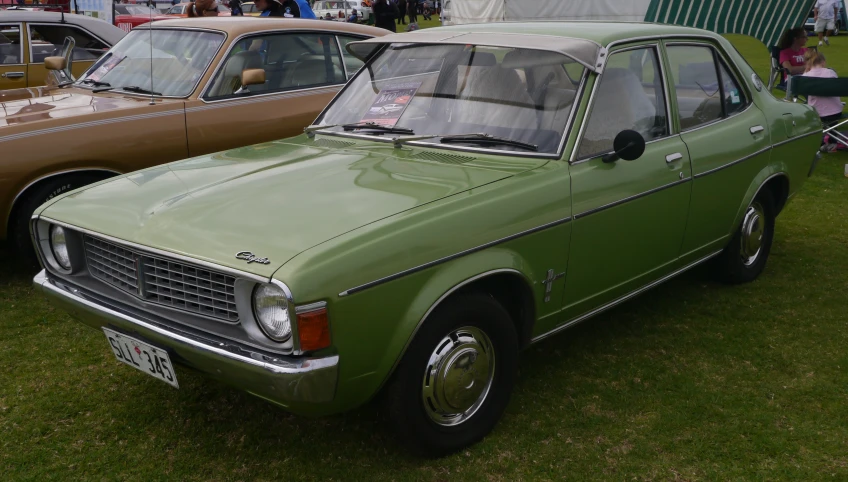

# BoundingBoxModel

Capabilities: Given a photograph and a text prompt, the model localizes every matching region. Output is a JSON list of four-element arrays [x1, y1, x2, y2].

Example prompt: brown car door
[[185, 32, 358, 157], [25, 23, 110, 88], [0, 23, 27, 90]]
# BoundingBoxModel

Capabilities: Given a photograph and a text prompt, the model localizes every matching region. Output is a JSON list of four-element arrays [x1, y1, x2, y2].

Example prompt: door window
[[0, 24, 22, 64], [205, 33, 345, 100], [666, 45, 749, 130], [577, 46, 669, 159], [337, 35, 365, 79], [28, 24, 108, 63]]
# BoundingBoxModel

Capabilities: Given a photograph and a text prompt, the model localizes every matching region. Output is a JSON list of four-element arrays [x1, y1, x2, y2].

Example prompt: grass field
[[2, 28, 848, 481]]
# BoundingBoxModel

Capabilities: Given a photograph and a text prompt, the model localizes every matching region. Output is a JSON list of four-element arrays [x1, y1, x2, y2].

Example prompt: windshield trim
[[313, 44, 589, 160], [76, 27, 228, 100]]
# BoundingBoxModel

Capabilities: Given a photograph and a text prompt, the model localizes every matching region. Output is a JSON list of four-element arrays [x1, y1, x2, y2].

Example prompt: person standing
[[228, 0, 243, 15], [397, 0, 407, 25], [187, 0, 220, 16], [373, 0, 398, 32], [294, 0, 316, 18], [408, 0, 417, 23], [814, 0, 840, 46], [255, 0, 283, 16]]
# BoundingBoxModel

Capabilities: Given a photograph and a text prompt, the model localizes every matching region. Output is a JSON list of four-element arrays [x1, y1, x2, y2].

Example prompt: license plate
[[103, 328, 179, 388]]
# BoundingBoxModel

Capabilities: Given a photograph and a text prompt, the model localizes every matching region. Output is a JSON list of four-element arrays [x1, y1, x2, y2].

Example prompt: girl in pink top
[[803, 51, 843, 122], [778, 28, 809, 83]]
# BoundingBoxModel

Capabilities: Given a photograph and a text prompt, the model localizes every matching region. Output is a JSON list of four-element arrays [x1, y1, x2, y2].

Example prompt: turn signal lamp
[[297, 308, 331, 352]]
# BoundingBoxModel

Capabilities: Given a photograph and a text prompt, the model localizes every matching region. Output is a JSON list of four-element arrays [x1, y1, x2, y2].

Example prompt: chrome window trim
[[10, 168, 121, 217], [570, 43, 672, 164], [26, 22, 111, 65], [76, 27, 228, 100], [334, 34, 348, 80], [531, 249, 723, 344], [38, 216, 270, 284], [338, 215, 572, 297], [199, 29, 364, 103], [0, 22, 23, 66], [194, 84, 340, 108], [314, 43, 588, 160], [663, 41, 755, 134]]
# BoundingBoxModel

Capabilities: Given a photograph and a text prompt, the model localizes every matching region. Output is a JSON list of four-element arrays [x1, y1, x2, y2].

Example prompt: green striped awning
[[645, 0, 815, 48]]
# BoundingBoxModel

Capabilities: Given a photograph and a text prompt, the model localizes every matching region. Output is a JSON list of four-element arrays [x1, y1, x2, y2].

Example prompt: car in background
[[0, 17, 386, 259], [241, 1, 261, 16], [313, 0, 371, 22], [163, 2, 231, 16], [0, 11, 124, 89], [29, 22, 822, 455], [114, 4, 169, 32]]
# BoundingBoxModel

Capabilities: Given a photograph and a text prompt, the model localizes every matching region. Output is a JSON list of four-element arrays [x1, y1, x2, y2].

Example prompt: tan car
[[0, 17, 386, 256]]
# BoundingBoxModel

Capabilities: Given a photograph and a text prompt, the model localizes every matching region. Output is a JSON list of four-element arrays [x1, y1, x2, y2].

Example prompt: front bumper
[[33, 270, 339, 412]]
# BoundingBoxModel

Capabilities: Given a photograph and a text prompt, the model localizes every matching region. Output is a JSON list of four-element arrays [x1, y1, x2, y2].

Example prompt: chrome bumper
[[33, 270, 339, 409]]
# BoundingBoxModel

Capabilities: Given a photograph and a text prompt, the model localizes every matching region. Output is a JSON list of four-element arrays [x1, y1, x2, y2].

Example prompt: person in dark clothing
[[255, 0, 283, 16], [397, 0, 407, 25], [373, 0, 397, 32], [229, 0, 243, 15], [408, 0, 417, 22]]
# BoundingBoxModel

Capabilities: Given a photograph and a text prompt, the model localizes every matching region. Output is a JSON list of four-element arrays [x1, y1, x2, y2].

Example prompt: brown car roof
[[139, 17, 386, 38]]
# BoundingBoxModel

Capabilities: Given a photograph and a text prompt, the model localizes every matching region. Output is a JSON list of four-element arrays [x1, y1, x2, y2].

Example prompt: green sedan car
[[31, 22, 822, 454]]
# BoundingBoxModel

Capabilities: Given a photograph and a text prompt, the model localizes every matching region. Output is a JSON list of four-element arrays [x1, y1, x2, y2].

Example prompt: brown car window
[[205, 33, 345, 100], [28, 24, 108, 63], [337, 35, 366, 79], [577, 46, 669, 160], [0, 24, 23, 65]]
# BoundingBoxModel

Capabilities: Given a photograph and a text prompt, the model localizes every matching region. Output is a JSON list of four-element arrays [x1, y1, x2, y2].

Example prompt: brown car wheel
[[10, 173, 111, 266], [385, 292, 519, 456], [715, 188, 776, 284]]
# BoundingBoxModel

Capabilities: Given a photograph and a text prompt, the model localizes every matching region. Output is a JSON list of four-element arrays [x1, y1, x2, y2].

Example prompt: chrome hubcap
[[421, 326, 495, 427], [740, 201, 765, 266]]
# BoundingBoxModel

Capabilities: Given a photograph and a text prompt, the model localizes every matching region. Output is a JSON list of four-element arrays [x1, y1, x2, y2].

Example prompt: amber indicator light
[[297, 308, 331, 352]]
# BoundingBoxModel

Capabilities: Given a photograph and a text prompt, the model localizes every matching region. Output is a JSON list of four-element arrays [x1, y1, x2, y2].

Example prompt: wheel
[[714, 189, 776, 284], [10, 173, 111, 265], [385, 293, 518, 456]]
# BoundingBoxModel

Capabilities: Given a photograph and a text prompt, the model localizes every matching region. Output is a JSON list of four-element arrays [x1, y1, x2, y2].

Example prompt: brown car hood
[[0, 88, 181, 130]]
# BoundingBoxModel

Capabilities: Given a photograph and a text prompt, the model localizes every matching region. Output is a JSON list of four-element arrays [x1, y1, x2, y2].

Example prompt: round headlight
[[49, 225, 71, 270], [252, 283, 291, 341]]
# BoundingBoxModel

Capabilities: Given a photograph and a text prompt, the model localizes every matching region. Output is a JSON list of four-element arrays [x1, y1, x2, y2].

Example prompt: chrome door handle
[[1, 72, 24, 79], [750, 125, 764, 134], [665, 152, 683, 163]]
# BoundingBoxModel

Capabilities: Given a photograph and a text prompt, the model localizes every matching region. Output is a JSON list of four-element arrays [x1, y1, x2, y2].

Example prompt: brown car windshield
[[316, 44, 586, 155], [77, 29, 224, 97]]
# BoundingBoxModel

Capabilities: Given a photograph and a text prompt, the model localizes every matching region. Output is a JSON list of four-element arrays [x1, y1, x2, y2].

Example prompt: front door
[[26, 23, 109, 87], [664, 43, 773, 262], [560, 44, 692, 321], [0, 23, 27, 90], [186, 32, 362, 156]]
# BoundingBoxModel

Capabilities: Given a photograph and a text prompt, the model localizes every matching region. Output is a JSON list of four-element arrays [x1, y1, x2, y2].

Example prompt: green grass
[[2, 31, 848, 481]]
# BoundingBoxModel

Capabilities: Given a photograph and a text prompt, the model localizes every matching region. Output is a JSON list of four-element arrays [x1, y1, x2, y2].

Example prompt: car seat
[[207, 50, 263, 98], [453, 65, 537, 130]]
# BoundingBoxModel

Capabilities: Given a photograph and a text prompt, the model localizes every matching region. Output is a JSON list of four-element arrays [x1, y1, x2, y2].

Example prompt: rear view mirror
[[602, 130, 646, 163], [234, 68, 266, 95]]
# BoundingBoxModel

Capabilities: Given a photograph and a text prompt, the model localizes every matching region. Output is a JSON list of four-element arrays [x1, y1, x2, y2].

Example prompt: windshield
[[316, 44, 585, 155], [77, 29, 224, 97]]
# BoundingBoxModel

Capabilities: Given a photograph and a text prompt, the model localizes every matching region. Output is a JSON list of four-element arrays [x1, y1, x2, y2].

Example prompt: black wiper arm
[[341, 122, 414, 135], [123, 85, 162, 96], [440, 133, 538, 151], [80, 79, 111, 87]]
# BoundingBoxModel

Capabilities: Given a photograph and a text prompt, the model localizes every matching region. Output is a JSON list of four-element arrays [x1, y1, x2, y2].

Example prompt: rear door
[[0, 23, 27, 89], [664, 42, 771, 262], [561, 43, 692, 319], [186, 32, 360, 156], [26, 23, 110, 87]]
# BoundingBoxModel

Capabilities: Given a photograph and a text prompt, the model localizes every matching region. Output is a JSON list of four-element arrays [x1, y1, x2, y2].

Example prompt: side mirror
[[44, 56, 67, 71], [234, 68, 266, 95], [602, 129, 646, 163]]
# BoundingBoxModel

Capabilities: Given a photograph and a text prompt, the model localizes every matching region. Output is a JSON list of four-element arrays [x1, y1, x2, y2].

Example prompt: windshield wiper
[[122, 85, 162, 96], [80, 79, 111, 87], [304, 121, 414, 137], [440, 133, 538, 151]]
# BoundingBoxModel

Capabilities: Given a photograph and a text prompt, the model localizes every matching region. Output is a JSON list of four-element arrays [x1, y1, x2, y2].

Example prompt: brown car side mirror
[[44, 56, 67, 71]]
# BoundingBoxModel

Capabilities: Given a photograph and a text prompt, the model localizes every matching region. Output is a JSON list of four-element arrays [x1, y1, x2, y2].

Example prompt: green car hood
[[41, 137, 543, 278]]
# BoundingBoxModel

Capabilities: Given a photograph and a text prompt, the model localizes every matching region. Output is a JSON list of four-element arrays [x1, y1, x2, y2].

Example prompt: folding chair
[[768, 46, 789, 91], [786, 75, 848, 148]]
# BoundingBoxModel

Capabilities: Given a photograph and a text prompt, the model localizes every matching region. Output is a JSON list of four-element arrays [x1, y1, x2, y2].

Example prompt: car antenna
[[148, 6, 155, 106]]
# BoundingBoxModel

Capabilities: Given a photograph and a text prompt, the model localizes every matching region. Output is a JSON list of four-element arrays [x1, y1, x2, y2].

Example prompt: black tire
[[715, 188, 776, 284], [10, 173, 110, 266], [385, 292, 518, 456]]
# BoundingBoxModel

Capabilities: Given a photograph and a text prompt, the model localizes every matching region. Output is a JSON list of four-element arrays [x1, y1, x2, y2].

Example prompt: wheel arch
[[732, 171, 790, 232]]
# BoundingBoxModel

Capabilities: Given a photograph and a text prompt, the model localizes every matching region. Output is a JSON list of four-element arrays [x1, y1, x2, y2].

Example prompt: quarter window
[[205, 33, 345, 100], [667, 45, 748, 130], [0, 24, 22, 65], [577, 47, 669, 159], [28, 24, 108, 63], [337, 35, 365, 79]]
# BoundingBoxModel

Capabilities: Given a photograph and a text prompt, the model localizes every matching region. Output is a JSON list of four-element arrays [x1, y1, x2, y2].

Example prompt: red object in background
[[113, 4, 171, 32]]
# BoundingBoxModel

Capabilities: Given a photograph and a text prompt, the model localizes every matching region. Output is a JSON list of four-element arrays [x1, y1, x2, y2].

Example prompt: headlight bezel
[[251, 281, 293, 342], [49, 224, 71, 270], [34, 220, 81, 275]]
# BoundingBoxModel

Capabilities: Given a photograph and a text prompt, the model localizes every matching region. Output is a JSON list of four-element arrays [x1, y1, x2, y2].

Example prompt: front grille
[[84, 235, 239, 323]]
